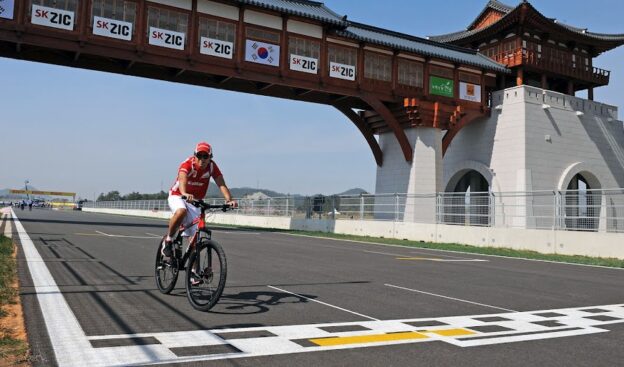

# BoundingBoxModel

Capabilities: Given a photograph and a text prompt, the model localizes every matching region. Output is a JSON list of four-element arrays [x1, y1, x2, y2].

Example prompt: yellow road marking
[[396, 257, 487, 262], [309, 332, 428, 346], [426, 328, 476, 337]]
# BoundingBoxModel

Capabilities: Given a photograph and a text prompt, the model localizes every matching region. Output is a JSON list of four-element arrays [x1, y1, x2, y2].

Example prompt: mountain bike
[[155, 199, 233, 311]]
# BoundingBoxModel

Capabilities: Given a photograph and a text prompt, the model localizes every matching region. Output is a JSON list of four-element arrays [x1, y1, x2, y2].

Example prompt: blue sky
[[1, 0, 623, 200]]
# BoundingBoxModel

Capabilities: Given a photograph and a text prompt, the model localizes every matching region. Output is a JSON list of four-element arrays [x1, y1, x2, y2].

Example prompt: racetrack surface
[[4, 208, 624, 366]]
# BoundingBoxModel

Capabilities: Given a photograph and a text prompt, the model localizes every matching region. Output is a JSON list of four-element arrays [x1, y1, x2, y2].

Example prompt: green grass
[[0, 234, 30, 364], [0, 235, 16, 313]]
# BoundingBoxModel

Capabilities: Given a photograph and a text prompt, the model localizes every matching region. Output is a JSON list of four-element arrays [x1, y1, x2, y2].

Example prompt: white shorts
[[168, 195, 201, 237]]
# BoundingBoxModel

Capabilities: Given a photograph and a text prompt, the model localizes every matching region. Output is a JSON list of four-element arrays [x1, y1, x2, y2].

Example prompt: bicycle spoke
[[186, 242, 227, 311]]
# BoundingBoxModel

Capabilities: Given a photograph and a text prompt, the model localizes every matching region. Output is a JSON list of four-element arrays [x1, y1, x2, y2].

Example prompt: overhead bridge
[[0, 0, 507, 166]]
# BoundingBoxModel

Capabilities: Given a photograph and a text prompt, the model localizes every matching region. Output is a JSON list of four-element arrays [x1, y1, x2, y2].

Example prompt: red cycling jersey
[[169, 156, 223, 198]]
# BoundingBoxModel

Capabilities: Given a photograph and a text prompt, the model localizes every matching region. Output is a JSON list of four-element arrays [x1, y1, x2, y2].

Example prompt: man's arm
[[214, 175, 236, 206], [178, 171, 194, 202]]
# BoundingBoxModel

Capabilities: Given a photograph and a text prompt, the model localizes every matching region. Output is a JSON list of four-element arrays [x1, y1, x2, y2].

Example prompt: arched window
[[564, 173, 598, 231], [444, 170, 490, 226]]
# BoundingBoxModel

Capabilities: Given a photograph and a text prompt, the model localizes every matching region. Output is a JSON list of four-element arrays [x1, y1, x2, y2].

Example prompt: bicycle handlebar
[[180, 196, 235, 212]]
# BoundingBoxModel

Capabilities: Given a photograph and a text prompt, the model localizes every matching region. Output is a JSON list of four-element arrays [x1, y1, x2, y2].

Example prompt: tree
[[97, 191, 121, 201]]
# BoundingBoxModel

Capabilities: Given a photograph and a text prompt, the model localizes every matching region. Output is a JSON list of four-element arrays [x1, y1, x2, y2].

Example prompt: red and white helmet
[[194, 142, 212, 156]]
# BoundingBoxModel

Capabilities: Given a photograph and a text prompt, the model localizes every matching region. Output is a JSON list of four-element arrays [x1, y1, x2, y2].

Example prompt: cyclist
[[161, 142, 237, 259]]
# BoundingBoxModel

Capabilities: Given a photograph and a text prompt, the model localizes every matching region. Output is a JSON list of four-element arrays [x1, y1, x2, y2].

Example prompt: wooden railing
[[490, 48, 610, 85]]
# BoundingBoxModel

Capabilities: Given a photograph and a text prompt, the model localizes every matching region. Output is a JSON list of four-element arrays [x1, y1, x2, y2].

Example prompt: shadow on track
[[208, 290, 316, 315]]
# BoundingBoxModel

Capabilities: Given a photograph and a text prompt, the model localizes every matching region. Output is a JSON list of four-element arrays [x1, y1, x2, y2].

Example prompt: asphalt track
[[2, 208, 624, 366]]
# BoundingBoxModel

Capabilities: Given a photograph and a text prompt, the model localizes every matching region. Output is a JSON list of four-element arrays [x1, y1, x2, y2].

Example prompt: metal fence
[[83, 189, 624, 233]]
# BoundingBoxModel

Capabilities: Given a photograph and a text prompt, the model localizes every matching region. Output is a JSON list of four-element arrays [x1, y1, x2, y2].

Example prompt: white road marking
[[82, 230, 161, 239], [88, 303, 623, 365], [384, 283, 518, 312], [267, 285, 380, 321]]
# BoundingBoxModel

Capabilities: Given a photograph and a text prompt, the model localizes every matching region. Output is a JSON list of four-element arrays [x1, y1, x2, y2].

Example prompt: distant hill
[[206, 186, 288, 198], [206, 186, 369, 198], [336, 188, 369, 196]]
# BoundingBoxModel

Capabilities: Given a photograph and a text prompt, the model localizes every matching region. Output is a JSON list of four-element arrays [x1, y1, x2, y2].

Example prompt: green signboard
[[429, 76, 454, 98]]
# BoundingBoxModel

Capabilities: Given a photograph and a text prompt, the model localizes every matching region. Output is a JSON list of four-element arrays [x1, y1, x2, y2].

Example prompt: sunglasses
[[196, 153, 212, 160]]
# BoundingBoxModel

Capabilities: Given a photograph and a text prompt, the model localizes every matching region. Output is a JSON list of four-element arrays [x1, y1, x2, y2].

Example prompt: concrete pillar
[[375, 128, 443, 223]]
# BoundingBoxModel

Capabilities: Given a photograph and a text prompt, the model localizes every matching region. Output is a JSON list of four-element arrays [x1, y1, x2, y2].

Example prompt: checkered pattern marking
[[81, 303, 624, 366]]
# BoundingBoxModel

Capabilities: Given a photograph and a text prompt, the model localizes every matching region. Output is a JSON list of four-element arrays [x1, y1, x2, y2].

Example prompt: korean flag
[[245, 40, 280, 67]]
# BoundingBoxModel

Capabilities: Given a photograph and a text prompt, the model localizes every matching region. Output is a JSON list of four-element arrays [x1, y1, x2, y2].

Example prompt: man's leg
[[167, 208, 187, 238]]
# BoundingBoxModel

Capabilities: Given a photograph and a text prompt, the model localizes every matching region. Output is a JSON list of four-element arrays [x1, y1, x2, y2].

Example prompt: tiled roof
[[552, 20, 624, 42], [467, 0, 515, 30], [235, 0, 347, 26], [430, 0, 624, 44], [334, 23, 509, 73]]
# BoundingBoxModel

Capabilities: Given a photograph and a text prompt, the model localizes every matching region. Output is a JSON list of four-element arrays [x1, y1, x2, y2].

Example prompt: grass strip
[[0, 235, 16, 314], [0, 234, 30, 364]]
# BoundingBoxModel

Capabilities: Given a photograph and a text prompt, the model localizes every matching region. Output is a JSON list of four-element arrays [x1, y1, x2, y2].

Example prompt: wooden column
[[236, 6, 245, 70], [189, 0, 198, 59], [541, 74, 548, 90], [588, 87, 594, 101], [567, 81, 574, 96], [516, 67, 524, 86]]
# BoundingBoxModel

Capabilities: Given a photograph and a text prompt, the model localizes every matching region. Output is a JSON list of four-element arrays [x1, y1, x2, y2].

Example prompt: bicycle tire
[[185, 240, 227, 311], [155, 238, 179, 294]]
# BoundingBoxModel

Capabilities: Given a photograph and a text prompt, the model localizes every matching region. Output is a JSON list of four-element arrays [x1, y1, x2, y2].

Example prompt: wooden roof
[[429, 1, 624, 55]]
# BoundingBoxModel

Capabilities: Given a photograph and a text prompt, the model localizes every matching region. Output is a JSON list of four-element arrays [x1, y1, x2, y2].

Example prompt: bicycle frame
[[172, 207, 213, 271]]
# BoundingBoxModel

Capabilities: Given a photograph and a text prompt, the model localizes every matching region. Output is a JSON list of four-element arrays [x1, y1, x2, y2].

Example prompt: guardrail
[[83, 189, 624, 233]]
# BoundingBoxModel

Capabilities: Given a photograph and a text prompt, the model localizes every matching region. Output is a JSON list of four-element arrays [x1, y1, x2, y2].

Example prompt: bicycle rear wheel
[[155, 239, 179, 294], [185, 240, 227, 311]]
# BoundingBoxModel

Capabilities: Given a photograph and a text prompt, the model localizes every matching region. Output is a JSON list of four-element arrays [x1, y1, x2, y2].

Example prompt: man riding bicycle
[[162, 142, 237, 259]]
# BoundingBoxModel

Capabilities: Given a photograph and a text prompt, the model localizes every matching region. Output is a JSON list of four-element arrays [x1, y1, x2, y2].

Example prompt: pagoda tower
[[429, 0, 624, 100]]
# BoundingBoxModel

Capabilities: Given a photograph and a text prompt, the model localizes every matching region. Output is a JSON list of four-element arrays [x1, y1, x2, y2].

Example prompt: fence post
[[555, 191, 562, 230], [489, 192, 495, 227], [268, 199, 271, 216], [436, 193, 442, 224], [395, 193, 399, 222], [360, 194, 364, 220]]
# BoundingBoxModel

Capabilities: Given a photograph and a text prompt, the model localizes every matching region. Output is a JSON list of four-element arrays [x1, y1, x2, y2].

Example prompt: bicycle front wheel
[[155, 239, 179, 294], [185, 240, 227, 311]]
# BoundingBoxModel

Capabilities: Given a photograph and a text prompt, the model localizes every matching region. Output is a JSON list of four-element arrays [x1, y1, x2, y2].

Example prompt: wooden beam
[[217, 75, 233, 84], [362, 94, 413, 162], [335, 105, 383, 166], [255, 82, 274, 91], [294, 88, 314, 97]]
